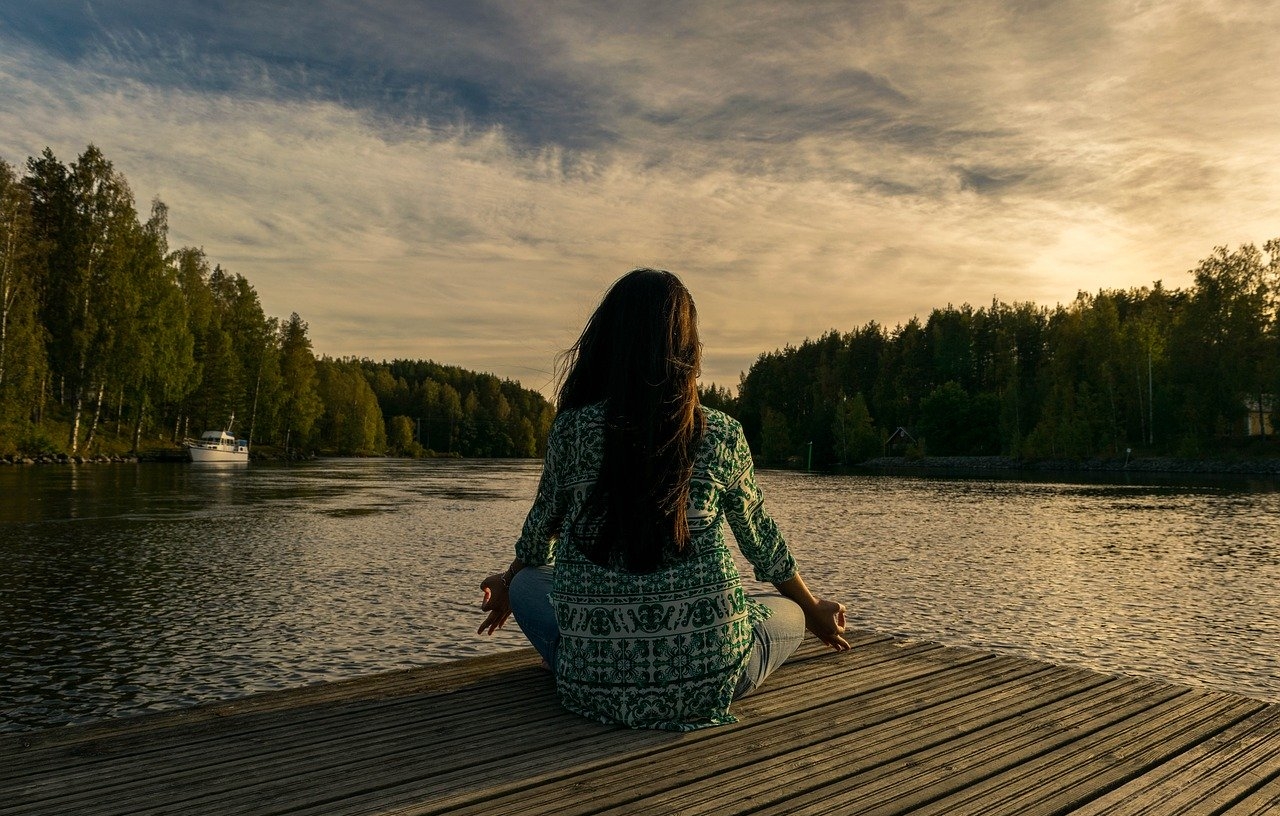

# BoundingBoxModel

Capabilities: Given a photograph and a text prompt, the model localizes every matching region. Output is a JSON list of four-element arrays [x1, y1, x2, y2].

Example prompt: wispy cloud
[[1, 0, 1278, 392]]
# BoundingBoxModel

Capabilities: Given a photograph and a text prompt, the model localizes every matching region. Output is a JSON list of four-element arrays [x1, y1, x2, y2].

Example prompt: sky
[[2, 1, 1278, 396]]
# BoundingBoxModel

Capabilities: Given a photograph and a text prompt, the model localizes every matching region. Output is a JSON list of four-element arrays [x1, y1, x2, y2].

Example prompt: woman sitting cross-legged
[[478, 268, 849, 731]]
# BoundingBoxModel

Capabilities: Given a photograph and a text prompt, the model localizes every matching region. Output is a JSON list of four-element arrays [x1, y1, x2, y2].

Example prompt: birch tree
[[27, 146, 139, 453], [0, 159, 45, 426]]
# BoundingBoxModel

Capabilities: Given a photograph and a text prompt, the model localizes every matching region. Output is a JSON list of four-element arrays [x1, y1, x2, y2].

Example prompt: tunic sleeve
[[721, 422, 797, 584], [514, 414, 567, 567]]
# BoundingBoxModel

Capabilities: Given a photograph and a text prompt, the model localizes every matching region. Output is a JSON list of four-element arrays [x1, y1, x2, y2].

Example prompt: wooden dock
[[3, 632, 1278, 815]]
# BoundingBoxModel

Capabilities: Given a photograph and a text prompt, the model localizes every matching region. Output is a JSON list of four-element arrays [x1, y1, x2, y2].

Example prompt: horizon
[[3, 1, 1278, 396]]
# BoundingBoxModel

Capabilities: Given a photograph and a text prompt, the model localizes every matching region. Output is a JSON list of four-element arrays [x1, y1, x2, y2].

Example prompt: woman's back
[[516, 402, 799, 730], [479, 268, 848, 731]]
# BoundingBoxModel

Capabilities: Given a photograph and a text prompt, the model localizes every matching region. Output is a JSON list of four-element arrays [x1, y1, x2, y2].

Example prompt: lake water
[[1, 459, 1277, 733]]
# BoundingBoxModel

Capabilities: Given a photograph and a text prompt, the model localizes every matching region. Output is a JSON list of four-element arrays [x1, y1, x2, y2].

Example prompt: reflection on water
[[1, 460, 1277, 732], [0, 460, 541, 731]]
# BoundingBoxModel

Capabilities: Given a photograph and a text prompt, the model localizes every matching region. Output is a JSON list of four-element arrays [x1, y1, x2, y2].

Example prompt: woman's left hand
[[477, 573, 512, 635], [804, 598, 851, 651]]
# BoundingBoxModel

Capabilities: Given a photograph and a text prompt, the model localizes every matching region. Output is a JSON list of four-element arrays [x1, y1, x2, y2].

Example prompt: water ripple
[[1, 460, 1277, 732]]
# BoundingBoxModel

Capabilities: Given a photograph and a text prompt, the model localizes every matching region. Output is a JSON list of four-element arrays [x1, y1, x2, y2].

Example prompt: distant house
[[885, 426, 916, 456], [1243, 396, 1274, 437]]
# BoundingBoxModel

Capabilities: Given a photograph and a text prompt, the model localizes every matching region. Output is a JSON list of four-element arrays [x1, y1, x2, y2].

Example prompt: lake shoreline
[[7, 450, 1280, 476], [856, 454, 1280, 476], [0, 450, 350, 466]]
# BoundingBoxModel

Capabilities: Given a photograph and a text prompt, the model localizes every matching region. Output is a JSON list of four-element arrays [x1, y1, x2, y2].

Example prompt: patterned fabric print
[[515, 403, 798, 731]]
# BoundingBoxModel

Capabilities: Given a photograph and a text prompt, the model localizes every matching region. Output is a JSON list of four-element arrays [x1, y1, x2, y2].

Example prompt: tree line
[[727, 241, 1280, 465], [0, 145, 553, 458], [6, 145, 1276, 465]]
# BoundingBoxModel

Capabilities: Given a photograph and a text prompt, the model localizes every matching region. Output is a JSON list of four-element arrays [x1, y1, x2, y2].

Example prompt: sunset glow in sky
[[2, 1, 1278, 394]]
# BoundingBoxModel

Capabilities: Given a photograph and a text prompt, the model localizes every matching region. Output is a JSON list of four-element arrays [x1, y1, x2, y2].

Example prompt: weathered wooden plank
[[140, 639, 911, 816], [1, 639, 845, 816], [8, 682, 571, 816], [2, 632, 1277, 816], [1222, 766, 1280, 815], [704, 672, 1171, 816], [741, 674, 1178, 815], [405, 641, 997, 816], [11, 686, 571, 816], [609, 664, 1104, 816], [2, 668, 564, 813], [0, 649, 541, 786], [549, 662, 1099, 816], [1, 649, 534, 755], [4, 671, 554, 787], [185, 639, 947, 816], [1064, 703, 1280, 815], [448, 656, 1051, 816], [1, 658, 551, 816], [917, 694, 1263, 815]]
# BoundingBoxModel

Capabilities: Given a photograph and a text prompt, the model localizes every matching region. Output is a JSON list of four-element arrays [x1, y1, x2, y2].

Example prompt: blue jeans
[[508, 565, 806, 699]]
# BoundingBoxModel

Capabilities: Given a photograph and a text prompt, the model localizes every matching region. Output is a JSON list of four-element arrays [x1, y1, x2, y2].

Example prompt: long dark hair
[[557, 268, 706, 573]]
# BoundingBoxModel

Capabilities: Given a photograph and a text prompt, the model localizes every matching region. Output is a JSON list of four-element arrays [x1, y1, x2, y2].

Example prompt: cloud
[[2, 0, 620, 149], [2, 0, 1279, 394]]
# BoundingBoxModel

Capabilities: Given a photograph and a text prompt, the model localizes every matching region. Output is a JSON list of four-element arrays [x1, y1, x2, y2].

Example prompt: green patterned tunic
[[515, 403, 797, 731]]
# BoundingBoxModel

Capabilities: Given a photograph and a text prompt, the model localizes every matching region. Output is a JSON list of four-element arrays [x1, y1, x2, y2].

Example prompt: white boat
[[186, 417, 250, 463]]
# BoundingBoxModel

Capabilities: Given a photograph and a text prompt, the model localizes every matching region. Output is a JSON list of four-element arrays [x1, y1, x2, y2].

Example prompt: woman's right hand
[[804, 598, 850, 651], [477, 573, 512, 635]]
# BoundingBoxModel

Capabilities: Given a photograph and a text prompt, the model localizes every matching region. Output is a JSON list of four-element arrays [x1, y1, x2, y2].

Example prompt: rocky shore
[[859, 455, 1280, 476], [1, 452, 140, 465], [1, 449, 318, 465]]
